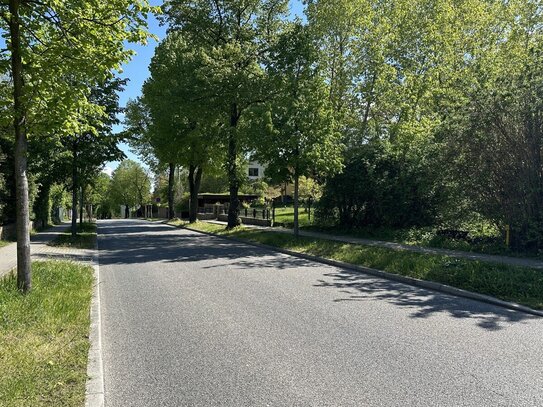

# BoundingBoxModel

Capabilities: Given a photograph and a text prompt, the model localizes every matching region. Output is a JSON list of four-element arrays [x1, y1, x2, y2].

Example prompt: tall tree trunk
[[194, 167, 203, 219], [79, 185, 84, 225], [227, 103, 241, 229], [293, 170, 300, 237], [71, 144, 78, 236], [188, 165, 203, 223], [188, 165, 195, 222], [168, 162, 175, 219], [9, 0, 31, 292]]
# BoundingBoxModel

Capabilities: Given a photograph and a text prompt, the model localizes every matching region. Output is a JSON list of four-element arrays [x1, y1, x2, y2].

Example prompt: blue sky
[[105, 0, 305, 175]]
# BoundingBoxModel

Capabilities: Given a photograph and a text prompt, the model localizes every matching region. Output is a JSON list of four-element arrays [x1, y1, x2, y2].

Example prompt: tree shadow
[[98, 222, 312, 270], [314, 270, 540, 331], [97, 221, 175, 236]]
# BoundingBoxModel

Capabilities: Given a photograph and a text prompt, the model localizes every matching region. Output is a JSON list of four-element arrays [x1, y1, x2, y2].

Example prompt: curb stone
[[175, 223, 543, 318], [85, 238, 104, 407]]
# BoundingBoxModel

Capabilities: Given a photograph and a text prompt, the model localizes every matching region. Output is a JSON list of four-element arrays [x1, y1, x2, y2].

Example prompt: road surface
[[98, 219, 543, 406]]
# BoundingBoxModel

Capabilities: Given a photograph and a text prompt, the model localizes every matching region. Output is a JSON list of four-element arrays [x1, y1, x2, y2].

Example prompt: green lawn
[[273, 207, 312, 227], [0, 240, 12, 248], [49, 222, 97, 250], [0, 261, 94, 406], [181, 222, 543, 310]]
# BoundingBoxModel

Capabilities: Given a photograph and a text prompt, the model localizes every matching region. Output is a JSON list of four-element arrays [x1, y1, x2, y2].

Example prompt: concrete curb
[[85, 238, 104, 407], [178, 224, 543, 318]]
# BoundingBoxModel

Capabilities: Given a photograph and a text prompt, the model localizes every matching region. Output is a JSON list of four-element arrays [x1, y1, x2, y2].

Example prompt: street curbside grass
[[0, 261, 94, 406]]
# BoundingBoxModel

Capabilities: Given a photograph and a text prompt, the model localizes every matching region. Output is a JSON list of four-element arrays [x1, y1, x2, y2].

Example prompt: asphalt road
[[98, 219, 543, 407]]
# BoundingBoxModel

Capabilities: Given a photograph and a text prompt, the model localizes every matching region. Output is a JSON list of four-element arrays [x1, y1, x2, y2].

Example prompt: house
[[245, 160, 296, 202], [247, 161, 266, 180]]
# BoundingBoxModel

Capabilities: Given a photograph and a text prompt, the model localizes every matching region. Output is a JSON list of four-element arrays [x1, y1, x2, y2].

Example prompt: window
[[248, 167, 259, 177]]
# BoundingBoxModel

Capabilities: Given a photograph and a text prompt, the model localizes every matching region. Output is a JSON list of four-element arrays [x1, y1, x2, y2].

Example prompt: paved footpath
[[207, 220, 543, 269], [0, 222, 94, 278], [99, 219, 542, 407]]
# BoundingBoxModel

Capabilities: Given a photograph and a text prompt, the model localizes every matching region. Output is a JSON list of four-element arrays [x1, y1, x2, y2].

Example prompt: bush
[[250, 197, 266, 208], [316, 144, 447, 229]]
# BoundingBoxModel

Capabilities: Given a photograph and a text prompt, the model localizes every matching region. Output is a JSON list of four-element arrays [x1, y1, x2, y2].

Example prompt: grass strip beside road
[[175, 221, 543, 310], [49, 222, 97, 250], [0, 261, 94, 406], [0, 240, 11, 248]]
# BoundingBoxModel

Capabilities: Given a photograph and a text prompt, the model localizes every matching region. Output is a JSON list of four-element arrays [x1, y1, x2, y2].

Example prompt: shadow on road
[[98, 221, 312, 270], [314, 271, 539, 331]]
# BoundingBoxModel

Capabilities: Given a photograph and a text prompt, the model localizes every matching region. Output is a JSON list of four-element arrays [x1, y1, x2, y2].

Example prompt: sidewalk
[[0, 222, 95, 279], [206, 220, 543, 270]]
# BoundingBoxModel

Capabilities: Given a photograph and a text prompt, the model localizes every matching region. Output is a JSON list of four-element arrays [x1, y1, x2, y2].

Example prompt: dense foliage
[[317, 143, 446, 229], [308, 0, 543, 252], [109, 160, 152, 212]]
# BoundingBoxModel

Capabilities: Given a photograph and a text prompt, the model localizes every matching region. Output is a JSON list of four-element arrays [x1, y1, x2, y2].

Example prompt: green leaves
[[255, 22, 343, 183], [126, 31, 223, 172], [109, 159, 151, 208], [0, 0, 155, 140]]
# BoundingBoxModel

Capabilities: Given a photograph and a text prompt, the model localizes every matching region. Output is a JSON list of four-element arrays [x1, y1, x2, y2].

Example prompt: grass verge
[[49, 222, 97, 250], [0, 261, 94, 406], [178, 221, 543, 310], [0, 240, 12, 248]]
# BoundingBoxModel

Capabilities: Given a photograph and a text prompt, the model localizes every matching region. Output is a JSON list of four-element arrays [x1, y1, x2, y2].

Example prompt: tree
[[0, 0, 156, 292], [109, 160, 151, 215], [442, 0, 543, 250], [86, 172, 112, 220], [124, 99, 179, 219], [304, 0, 486, 233], [126, 32, 224, 223], [0, 145, 6, 222], [163, 0, 288, 228], [65, 78, 125, 236], [255, 23, 343, 235], [50, 183, 70, 223]]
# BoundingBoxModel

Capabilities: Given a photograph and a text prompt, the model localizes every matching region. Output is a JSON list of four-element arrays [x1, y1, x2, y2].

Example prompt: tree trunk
[[79, 186, 84, 225], [188, 165, 203, 223], [227, 103, 241, 229], [294, 171, 300, 237], [71, 144, 78, 236], [9, 0, 31, 292], [168, 162, 175, 219]]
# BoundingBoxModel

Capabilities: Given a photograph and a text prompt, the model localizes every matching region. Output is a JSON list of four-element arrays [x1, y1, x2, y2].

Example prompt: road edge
[[85, 236, 104, 407], [177, 223, 543, 318]]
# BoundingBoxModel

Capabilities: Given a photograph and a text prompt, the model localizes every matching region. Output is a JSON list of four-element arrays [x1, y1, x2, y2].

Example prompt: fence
[[144, 203, 276, 227], [240, 207, 273, 222], [217, 213, 272, 227]]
